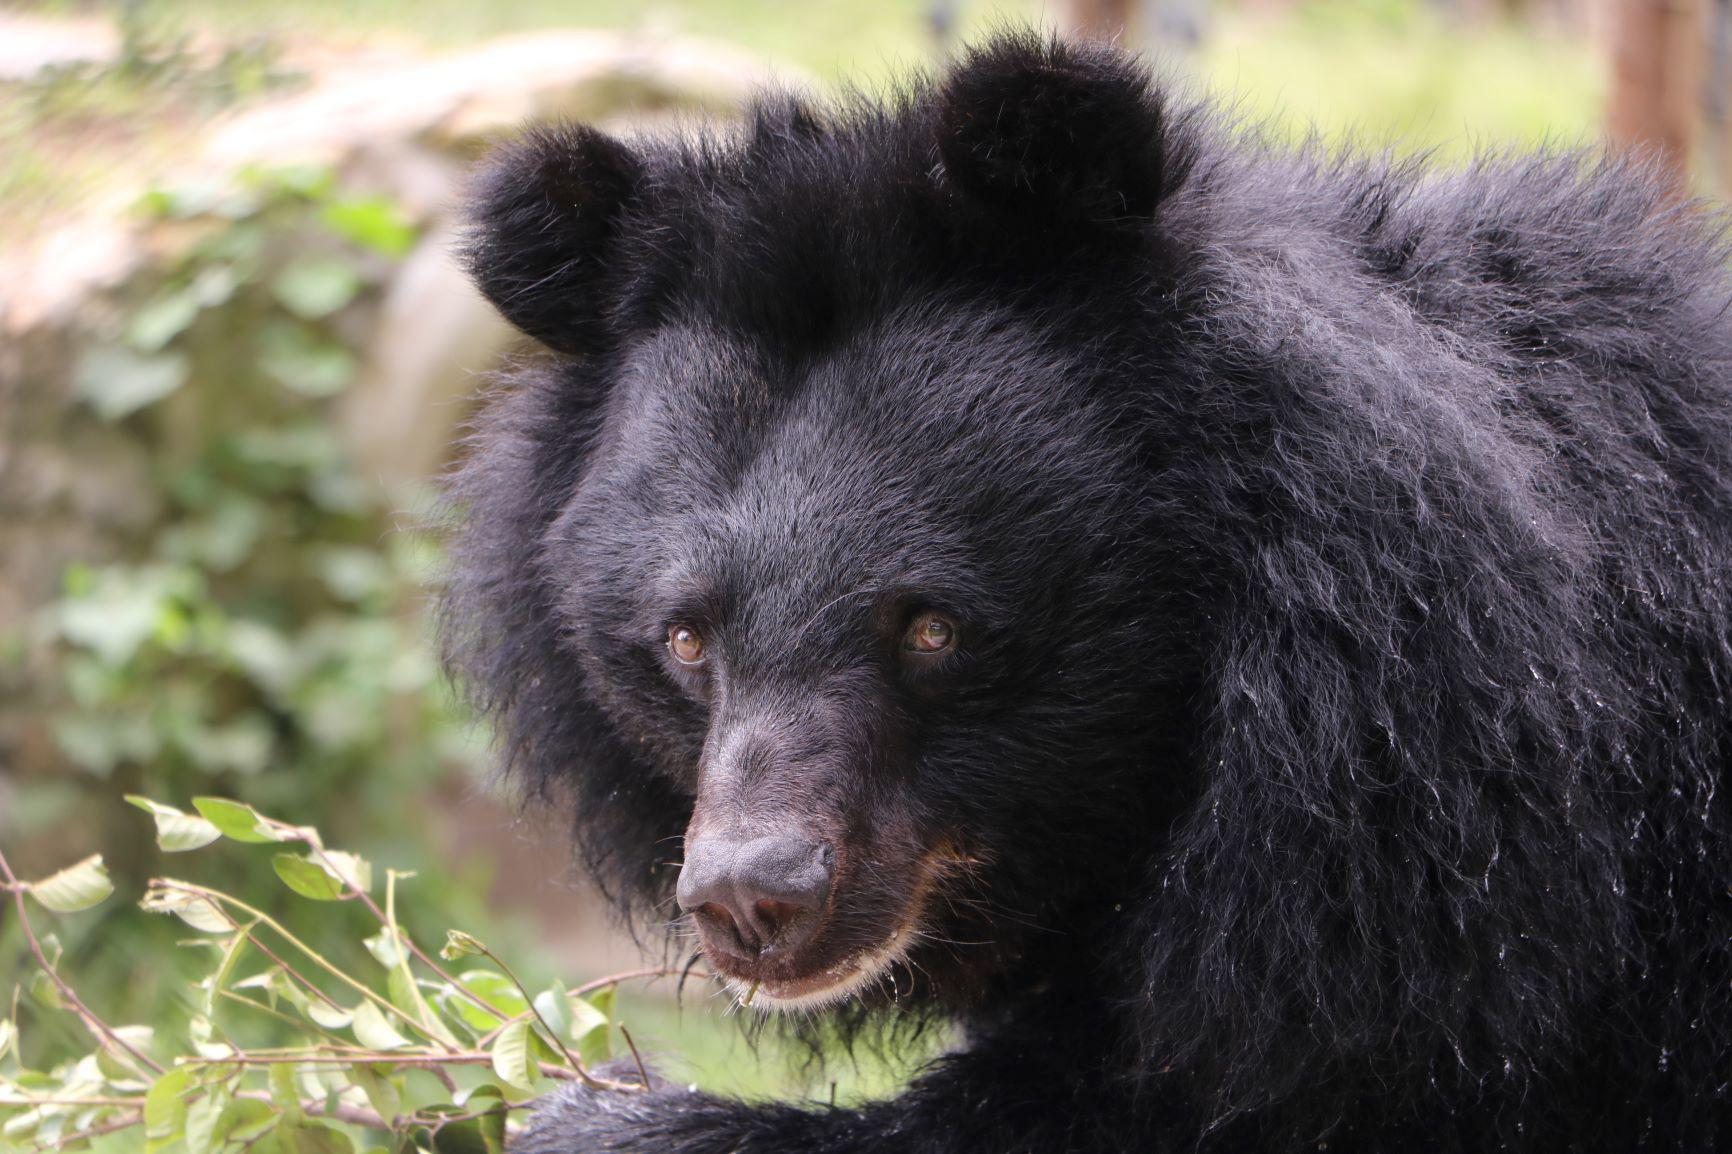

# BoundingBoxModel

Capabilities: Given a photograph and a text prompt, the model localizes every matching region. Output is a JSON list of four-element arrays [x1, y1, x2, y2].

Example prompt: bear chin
[[717, 919, 925, 1013]]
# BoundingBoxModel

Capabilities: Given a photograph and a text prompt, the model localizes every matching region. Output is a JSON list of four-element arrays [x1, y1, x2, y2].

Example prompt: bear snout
[[677, 833, 835, 960]]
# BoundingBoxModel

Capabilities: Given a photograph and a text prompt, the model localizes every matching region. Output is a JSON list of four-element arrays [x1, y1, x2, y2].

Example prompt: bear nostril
[[753, 898, 802, 941], [698, 901, 736, 931], [678, 834, 834, 961], [693, 901, 755, 956]]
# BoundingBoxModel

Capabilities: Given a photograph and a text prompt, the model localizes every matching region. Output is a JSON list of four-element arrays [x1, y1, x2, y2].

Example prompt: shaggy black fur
[[444, 31, 1732, 1153]]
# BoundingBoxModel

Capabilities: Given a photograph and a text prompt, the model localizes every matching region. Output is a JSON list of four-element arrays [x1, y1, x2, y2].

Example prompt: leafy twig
[[153, 879, 454, 1051], [0, 848, 165, 1076]]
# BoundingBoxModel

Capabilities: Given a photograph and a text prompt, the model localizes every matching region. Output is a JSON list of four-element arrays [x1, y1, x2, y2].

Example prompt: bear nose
[[677, 834, 834, 959]]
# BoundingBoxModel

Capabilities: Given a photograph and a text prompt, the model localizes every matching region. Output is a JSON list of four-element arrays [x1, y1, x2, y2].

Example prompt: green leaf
[[0, 1018, 14, 1062], [476, 1109, 507, 1154], [30, 969, 66, 1010], [316, 546, 392, 603], [441, 931, 486, 961], [281, 1119, 355, 1154], [158, 495, 265, 572], [532, 982, 571, 1042], [141, 881, 234, 933], [27, 855, 113, 912], [191, 263, 239, 307], [351, 1064, 400, 1126], [73, 346, 189, 420], [586, 985, 616, 1021], [186, 1082, 231, 1154], [267, 1062, 302, 1118], [126, 289, 201, 353], [488, 1020, 536, 1091], [144, 1067, 194, 1141], [253, 163, 335, 199], [193, 797, 291, 843], [184, 715, 275, 776], [223, 621, 301, 697], [317, 850, 372, 894], [450, 1082, 502, 1110], [305, 998, 354, 1031], [260, 321, 356, 398], [449, 971, 524, 1031], [363, 928, 406, 970], [321, 196, 417, 258], [126, 796, 223, 852], [3, 1106, 46, 1140], [226, 1101, 278, 1144], [273, 854, 344, 901], [55, 562, 194, 667], [187, 1013, 236, 1060], [97, 1024, 155, 1080], [568, 992, 610, 1039], [272, 257, 362, 320], [202, 926, 254, 1017], [350, 1000, 410, 1051], [386, 967, 457, 1046], [572, 995, 611, 1066]]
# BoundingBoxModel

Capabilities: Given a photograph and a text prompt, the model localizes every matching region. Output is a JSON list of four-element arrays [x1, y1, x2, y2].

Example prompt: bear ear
[[462, 124, 643, 355], [935, 34, 1170, 225]]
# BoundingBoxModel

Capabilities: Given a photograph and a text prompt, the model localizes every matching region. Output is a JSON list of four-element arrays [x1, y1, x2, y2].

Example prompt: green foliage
[[9, 162, 496, 1070], [0, 799, 661, 1153], [16, 14, 300, 126], [51, 164, 443, 800]]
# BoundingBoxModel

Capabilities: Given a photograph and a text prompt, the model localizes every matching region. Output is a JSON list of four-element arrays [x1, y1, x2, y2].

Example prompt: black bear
[[444, 32, 1732, 1153]]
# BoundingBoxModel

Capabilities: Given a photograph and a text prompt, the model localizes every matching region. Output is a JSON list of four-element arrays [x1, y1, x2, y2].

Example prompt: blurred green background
[[0, 0, 1724, 1120]]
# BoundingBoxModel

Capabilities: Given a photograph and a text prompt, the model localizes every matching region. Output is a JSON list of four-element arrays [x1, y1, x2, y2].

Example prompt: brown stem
[[469, 965, 683, 1054], [571, 966, 684, 999], [215, 989, 352, 1047], [0, 850, 165, 1076], [184, 1051, 580, 1080], [619, 1024, 650, 1088], [234, 1089, 383, 1130], [0, 1095, 144, 1108], [467, 942, 620, 1091], [301, 846, 512, 1024], [32, 1108, 143, 1150], [241, 932, 347, 1014]]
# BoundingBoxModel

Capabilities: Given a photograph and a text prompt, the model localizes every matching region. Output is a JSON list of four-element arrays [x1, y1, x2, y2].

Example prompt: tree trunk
[[1068, 0, 1134, 41], [1703, 0, 1732, 195], [1607, 0, 1710, 187]]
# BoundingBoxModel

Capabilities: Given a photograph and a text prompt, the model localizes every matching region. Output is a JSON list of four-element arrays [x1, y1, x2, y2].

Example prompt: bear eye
[[903, 612, 956, 655], [668, 624, 706, 666]]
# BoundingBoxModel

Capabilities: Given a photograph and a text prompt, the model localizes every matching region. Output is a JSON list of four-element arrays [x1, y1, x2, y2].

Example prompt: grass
[[612, 989, 941, 1103], [1199, 0, 1605, 159]]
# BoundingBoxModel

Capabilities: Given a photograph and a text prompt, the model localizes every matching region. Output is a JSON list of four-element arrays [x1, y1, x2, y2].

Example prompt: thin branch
[[152, 880, 453, 1052], [241, 932, 346, 1014], [0, 1095, 144, 1108], [0, 849, 165, 1076], [183, 1050, 580, 1080], [31, 1108, 142, 1150], [215, 989, 352, 1047], [300, 847, 512, 1025], [572, 966, 684, 999], [464, 941, 618, 1092], [234, 1089, 383, 1130], [619, 1024, 651, 1088]]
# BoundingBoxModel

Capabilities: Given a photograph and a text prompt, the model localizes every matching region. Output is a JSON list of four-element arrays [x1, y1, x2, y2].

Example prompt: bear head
[[448, 34, 1204, 1011]]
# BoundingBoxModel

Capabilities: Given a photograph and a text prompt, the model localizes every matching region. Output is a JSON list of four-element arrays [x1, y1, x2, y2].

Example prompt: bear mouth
[[701, 846, 960, 1013], [715, 916, 924, 1012]]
